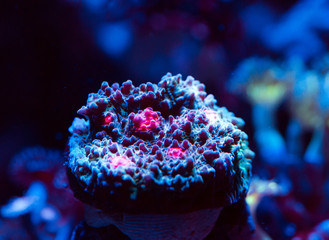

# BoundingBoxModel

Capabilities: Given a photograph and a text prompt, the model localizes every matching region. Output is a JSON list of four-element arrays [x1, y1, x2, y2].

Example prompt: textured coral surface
[[67, 73, 253, 214]]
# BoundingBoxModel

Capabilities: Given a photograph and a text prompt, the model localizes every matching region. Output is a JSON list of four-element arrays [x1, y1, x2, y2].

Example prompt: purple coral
[[9, 146, 65, 188], [67, 73, 253, 239], [3, 147, 83, 240]]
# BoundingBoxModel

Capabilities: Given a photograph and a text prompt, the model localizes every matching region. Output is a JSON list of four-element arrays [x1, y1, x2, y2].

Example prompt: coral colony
[[67, 73, 254, 239]]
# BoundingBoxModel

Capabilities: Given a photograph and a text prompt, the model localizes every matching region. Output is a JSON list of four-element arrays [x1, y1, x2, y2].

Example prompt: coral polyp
[[67, 73, 253, 239], [133, 108, 161, 131], [228, 57, 295, 107], [109, 155, 133, 168]]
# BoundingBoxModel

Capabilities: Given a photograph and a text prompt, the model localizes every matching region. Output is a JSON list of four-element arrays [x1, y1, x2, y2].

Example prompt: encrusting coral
[[67, 73, 254, 240]]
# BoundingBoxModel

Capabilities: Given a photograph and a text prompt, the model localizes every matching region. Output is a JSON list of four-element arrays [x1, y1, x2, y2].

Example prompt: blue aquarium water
[[2, 0, 329, 239]]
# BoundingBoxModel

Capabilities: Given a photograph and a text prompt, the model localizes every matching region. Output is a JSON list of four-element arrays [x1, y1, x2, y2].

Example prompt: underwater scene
[[2, 0, 329, 239]]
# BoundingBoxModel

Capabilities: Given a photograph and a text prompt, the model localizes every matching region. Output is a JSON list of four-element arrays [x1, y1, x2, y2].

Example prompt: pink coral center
[[110, 156, 131, 168], [133, 108, 160, 131], [104, 116, 113, 124], [167, 148, 185, 158], [204, 109, 218, 124]]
